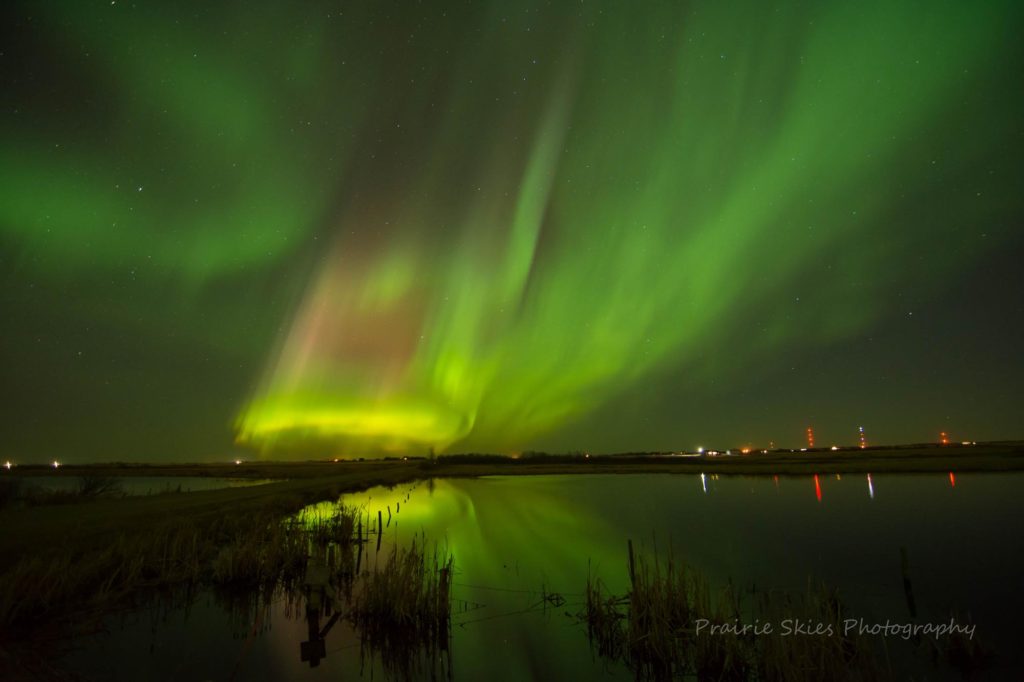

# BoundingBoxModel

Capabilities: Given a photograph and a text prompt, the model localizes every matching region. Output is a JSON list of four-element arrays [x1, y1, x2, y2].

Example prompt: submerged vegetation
[[585, 543, 887, 681], [0, 475, 125, 510], [75, 475, 124, 499], [583, 541, 995, 681], [0, 506, 345, 628], [0, 474, 455, 680], [353, 537, 454, 679], [0, 492, 451, 644]]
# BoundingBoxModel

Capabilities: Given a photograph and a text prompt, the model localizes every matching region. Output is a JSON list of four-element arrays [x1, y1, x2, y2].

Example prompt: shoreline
[[2, 443, 1022, 569], [4, 441, 1023, 479]]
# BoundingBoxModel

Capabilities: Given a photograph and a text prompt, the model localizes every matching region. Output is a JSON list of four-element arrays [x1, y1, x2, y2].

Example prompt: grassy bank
[[2, 444, 1022, 571], [0, 490, 453, 680], [0, 462, 421, 571]]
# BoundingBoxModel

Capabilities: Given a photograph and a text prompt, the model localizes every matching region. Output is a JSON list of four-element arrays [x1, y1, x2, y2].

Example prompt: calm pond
[[60, 473, 1024, 680]]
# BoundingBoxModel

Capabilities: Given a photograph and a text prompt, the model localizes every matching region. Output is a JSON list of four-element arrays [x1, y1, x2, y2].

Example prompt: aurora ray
[[235, 1, 1022, 456], [1, 0, 1022, 461]]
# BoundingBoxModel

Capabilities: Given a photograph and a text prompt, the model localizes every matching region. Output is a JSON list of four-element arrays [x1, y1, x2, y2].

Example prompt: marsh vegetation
[[0, 491, 453, 681], [2, 467, 1020, 680], [584, 542, 877, 680]]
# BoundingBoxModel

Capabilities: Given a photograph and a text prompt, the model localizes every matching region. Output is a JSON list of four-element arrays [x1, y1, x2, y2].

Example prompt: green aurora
[[1, 0, 1022, 460]]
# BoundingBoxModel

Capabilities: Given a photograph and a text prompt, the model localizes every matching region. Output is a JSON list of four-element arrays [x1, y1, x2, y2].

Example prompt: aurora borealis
[[2, 1, 1022, 461]]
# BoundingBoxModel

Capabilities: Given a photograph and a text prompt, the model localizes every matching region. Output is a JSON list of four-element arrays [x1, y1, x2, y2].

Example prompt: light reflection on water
[[61, 472, 1024, 680]]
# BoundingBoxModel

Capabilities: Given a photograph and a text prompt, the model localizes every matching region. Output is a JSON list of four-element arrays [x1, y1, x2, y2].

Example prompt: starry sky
[[2, 0, 1022, 462]]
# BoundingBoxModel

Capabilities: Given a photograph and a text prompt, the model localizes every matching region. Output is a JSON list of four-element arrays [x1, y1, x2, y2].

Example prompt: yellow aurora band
[[231, 0, 1020, 457]]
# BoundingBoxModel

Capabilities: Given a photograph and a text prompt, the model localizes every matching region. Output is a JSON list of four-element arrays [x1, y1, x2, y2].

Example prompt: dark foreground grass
[[583, 542, 988, 681], [0, 503, 358, 629], [0, 462, 423, 629], [0, 461, 422, 571], [0, 494, 454, 681], [352, 537, 454, 679]]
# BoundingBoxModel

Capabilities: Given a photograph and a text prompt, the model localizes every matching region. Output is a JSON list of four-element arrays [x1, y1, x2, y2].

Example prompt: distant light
[[761, 449, 768, 454], [800, 448, 807, 452], [53, 460, 60, 469], [741, 448, 751, 455], [585, 453, 590, 458], [3, 461, 11, 470], [697, 446, 704, 454], [831, 445, 839, 451], [961, 442, 971, 446], [333, 458, 339, 462], [234, 459, 242, 465], [726, 449, 731, 455]]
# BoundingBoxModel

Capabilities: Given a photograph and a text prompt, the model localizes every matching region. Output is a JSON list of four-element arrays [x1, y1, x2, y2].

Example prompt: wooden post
[[900, 546, 917, 618], [627, 539, 636, 591]]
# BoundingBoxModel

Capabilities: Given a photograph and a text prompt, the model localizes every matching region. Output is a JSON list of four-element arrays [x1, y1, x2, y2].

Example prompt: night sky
[[2, 1, 1022, 462]]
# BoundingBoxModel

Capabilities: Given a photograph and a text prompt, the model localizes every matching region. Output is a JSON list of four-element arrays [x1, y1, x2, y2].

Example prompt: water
[[12, 475, 274, 496], [58, 472, 1024, 680]]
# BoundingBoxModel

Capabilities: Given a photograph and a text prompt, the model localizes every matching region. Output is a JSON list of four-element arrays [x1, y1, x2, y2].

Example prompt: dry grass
[[352, 538, 453, 679], [0, 502, 361, 631], [0, 493, 455, 680], [753, 582, 879, 681], [75, 475, 124, 499], [584, 543, 880, 681]]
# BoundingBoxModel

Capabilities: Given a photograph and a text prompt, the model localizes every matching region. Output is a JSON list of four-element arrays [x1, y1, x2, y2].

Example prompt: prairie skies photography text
[[696, 616, 978, 641]]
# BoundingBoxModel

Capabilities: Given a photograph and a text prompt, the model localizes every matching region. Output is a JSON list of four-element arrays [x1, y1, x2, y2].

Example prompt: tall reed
[[583, 542, 879, 681], [352, 537, 453, 679], [0, 502, 361, 629]]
